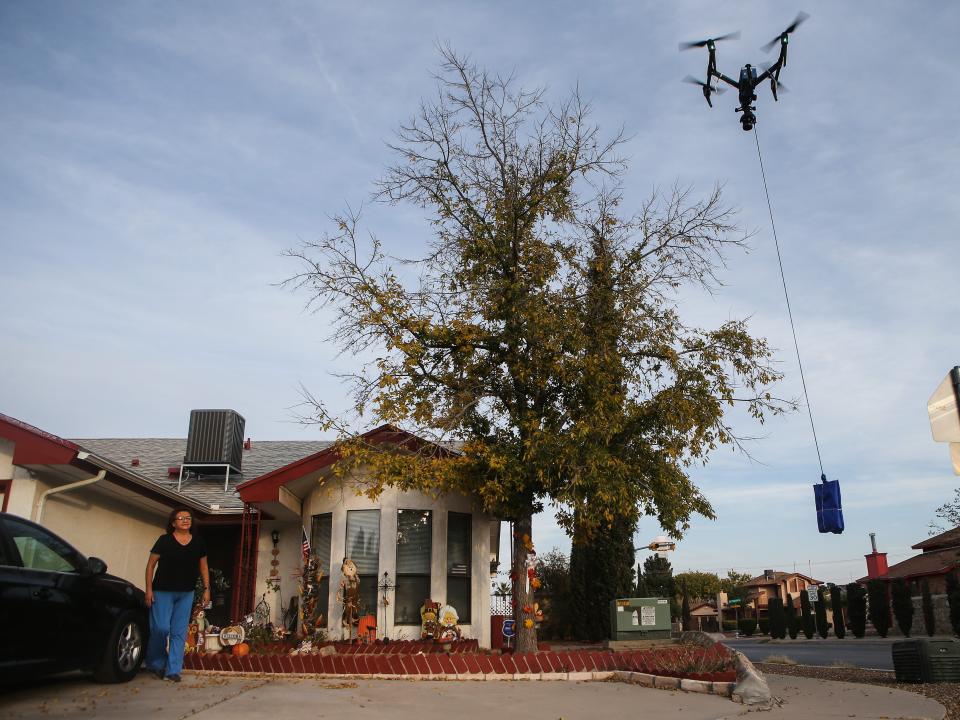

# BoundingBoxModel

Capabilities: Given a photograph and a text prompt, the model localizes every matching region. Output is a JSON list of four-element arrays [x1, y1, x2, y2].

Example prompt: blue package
[[814, 474, 844, 534]]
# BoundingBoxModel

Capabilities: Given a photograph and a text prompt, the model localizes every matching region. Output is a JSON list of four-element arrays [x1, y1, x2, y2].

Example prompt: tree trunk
[[512, 514, 538, 654]]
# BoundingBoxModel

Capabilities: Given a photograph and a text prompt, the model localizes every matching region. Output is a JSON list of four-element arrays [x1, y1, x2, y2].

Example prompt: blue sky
[[2, 1, 958, 586]]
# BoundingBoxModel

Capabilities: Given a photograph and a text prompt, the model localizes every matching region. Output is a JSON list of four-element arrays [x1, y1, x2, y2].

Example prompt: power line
[[753, 127, 825, 478]]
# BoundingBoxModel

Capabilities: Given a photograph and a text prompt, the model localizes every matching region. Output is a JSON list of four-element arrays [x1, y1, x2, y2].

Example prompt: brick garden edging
[[181, 648, 736, 697]]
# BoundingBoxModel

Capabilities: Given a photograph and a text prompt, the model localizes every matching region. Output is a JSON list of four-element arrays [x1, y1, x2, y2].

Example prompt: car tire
[[93, 611, 146, 683]]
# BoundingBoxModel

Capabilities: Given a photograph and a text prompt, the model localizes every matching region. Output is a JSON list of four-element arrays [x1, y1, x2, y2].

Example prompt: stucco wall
[[41, 486, 167, 587], [257, 469, 494, 647]]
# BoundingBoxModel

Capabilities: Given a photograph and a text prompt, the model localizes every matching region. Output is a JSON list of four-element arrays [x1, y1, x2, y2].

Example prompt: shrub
[[867, 578, 891, 637], [758, 618, 770, 636], [738, 618, 757, 637], [846, 583, 867, 638], [681, 593, 691, 632], [829, 584, 845, 639], [800, 590, 814, 639], [768, 597, 786, 639], [785, 593, 799, 639], [922, 579, 936, 637], [815, 590, 829, 639], [891, 577, 914, 637], [722, 619, 737, 632]]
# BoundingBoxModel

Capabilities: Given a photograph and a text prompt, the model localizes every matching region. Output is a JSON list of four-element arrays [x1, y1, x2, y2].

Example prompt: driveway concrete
[[0, 670, 945, 720]]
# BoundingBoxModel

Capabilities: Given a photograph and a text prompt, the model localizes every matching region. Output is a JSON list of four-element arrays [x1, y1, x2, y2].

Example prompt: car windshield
[[3, 517, 82, 573]]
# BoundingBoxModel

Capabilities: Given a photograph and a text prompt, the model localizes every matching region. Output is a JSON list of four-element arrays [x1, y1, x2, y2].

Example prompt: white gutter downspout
[[33, 451, 106, 524]]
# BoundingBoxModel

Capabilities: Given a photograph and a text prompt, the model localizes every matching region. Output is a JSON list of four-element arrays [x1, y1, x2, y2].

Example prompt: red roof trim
[[237, 424, 456, 504], [0, 412, 80, 465]]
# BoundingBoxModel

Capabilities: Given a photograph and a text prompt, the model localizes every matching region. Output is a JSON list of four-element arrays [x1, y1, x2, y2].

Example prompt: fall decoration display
[[337, 558, 361, 637]]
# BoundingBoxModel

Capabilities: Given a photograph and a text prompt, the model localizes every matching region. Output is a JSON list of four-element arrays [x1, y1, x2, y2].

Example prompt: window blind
[[345, 510, 380, 575]]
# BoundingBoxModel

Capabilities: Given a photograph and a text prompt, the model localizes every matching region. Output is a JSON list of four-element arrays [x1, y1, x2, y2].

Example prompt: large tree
[[930, 488, 960, 534], [285, 48, 789, 652], [675, 571, 722, 600]]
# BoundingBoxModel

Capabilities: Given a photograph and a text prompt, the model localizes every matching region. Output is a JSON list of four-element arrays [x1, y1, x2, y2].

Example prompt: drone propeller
[[761, 12, 810, 52], [679, 31, 740, 51], [682, 76, 726, 93], [683, 75, 725, 108]]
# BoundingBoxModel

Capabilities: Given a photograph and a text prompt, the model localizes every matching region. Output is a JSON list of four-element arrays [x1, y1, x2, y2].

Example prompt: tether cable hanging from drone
[[751, 126, 823, 478]]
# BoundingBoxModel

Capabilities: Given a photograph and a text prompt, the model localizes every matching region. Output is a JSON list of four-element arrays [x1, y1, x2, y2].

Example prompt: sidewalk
[[0, 670, 946, 720]]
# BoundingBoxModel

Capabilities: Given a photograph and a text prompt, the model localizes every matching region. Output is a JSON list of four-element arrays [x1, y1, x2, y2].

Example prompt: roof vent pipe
[[869, 532, 878, 553]]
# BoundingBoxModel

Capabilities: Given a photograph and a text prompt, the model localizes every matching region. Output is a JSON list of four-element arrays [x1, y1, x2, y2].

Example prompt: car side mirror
[[86, 557, 108, 575]]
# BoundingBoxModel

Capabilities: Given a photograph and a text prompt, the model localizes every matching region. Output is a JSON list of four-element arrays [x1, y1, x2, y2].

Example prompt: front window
[[395, 510, 432, 625], [310, 513, 333, 626], [446, 512, 472, 622], [345, 510, 380, 616]]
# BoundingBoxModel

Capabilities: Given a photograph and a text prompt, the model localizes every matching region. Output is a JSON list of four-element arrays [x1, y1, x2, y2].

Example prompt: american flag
[[301, 526, 311, 564]]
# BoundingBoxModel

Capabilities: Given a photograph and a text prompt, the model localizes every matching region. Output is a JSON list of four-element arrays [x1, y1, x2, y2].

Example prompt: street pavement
[[0, 669, 945, 720], [725, 637, 900, 670]]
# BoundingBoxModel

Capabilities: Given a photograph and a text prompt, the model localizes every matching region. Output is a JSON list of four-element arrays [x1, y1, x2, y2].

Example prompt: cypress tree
[[891, 577, 914, 637], [768, 597, 786, 639], [829, 584, 845, 639], [681, 593, 691, 631], [570, 515, 636, 641], [635, 564, 648, 596], [867, 578, 891, 637], [946, 570, 960, 636], [921, 579, 936, 637], [785, 593, 799, 639], [800, 589, 815, 639], [815, 590, 829, 638], [846, 582, 867, 638]]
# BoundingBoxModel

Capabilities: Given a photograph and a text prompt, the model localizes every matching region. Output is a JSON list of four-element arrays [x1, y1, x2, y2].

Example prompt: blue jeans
[[146, 590, 194, 677]]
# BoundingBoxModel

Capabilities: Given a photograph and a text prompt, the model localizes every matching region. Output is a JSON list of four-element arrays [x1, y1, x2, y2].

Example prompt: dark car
[[0, 512, 148, 683]]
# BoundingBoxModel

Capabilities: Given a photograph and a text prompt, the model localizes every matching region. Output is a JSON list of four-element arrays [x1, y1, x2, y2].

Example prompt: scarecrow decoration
[[437, 604, 462, 642], [420, 600, 440, 639], [337, 557, 361, 639]]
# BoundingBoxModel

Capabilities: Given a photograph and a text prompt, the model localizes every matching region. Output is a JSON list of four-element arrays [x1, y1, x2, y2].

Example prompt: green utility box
[[892, 638, 960, 683], [609, 597, 672, 640]]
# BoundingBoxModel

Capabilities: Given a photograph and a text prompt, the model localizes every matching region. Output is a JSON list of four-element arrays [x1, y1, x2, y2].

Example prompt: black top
[[149, 533, 207, 592]]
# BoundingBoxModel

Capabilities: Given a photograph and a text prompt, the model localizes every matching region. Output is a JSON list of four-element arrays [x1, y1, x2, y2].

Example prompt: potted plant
[[195, 568, 230, 609]]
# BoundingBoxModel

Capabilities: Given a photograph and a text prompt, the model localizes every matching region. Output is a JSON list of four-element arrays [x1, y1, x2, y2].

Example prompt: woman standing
[[144, 507, 210, 682]]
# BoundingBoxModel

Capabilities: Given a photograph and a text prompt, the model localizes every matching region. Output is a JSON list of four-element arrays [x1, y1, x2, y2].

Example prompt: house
[[0, 409, 500, 646], [858, 526, 960, 594], [689, 601, 719, 632], [736, 570, 822, 618]]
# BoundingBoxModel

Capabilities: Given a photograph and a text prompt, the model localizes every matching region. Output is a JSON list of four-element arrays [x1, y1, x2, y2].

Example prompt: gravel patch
[[755, 662, 959, 720]]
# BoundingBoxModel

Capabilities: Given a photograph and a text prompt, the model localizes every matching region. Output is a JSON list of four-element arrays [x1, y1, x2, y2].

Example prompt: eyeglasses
[[175, 516, 192, 522]]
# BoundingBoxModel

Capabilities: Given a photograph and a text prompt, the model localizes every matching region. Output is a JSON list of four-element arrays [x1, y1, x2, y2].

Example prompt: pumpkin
[[232, 642, 250, 657]]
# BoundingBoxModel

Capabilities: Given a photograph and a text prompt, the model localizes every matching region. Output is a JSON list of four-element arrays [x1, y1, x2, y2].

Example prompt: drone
[[680, 12, 808, 131]]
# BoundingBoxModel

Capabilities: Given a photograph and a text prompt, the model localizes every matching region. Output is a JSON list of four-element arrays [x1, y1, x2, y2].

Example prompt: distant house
[[689, 601, 719, 631], [858, 526, 960, 594], [737, 570, 822, 617], [0, 410, 500, 646]]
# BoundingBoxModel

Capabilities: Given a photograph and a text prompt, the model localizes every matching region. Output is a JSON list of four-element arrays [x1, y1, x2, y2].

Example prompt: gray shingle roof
[[71, 438, 332, 512]]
